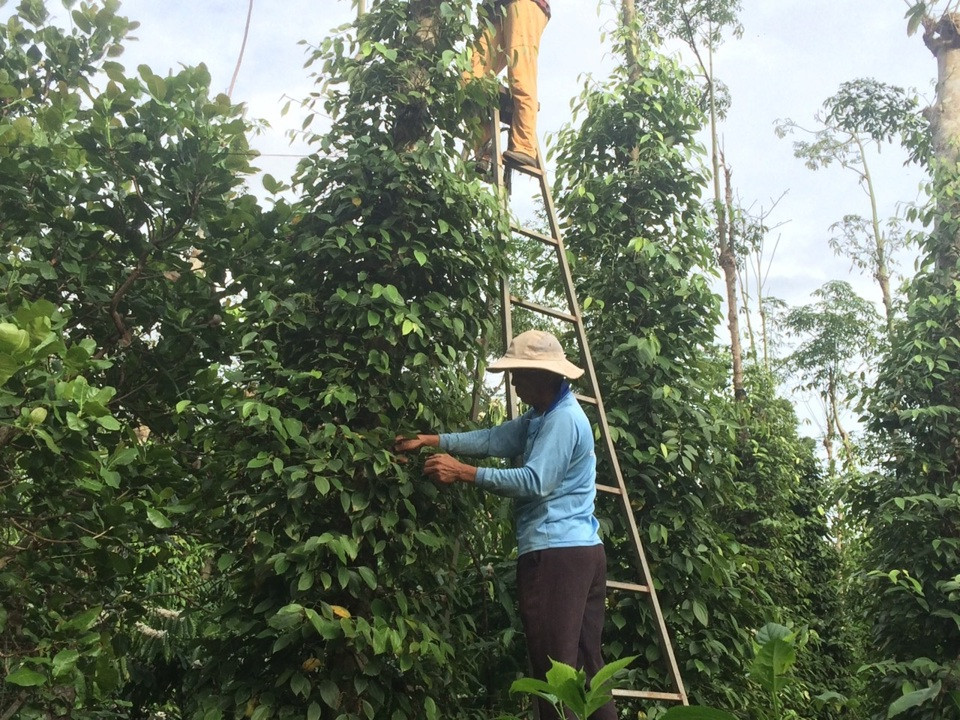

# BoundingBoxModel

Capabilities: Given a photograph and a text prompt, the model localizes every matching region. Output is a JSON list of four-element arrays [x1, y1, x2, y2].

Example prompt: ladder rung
[[607, 579, 650, 593], [611, 689, 685, 702], [505, 160, 544, 178], [596, 483, 622, 495], [510, 224, 560, 247], [573, 393, 597, 406], [509, 296, 577, 323]]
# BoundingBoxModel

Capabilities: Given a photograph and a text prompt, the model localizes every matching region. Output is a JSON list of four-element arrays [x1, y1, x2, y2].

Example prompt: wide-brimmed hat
[[487, 330, 584, 379]]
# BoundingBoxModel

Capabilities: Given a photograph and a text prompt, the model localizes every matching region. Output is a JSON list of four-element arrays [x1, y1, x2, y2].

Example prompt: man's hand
[[423, 453, 477, 485], [393, 433, 440, 459]]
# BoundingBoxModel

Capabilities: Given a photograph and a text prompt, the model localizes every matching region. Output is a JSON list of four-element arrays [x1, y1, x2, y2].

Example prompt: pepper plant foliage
[[551, 22, 743, 711], [2, 0, 520, 717], [176, 1, 522, 719], [1, 1, 870, 719], [858, 187, 960, 718], [551, 24, 854, 719], [1, 0, 263, 717]]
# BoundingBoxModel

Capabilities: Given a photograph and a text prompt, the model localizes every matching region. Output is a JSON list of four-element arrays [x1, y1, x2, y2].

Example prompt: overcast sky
[[102, 1, 934, 308]]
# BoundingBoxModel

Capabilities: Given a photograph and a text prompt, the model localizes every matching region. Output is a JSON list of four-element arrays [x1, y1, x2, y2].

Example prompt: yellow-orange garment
[[467, 0, 549, 160]]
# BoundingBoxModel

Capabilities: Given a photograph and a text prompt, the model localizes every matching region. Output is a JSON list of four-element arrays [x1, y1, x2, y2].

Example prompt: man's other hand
[[423, 453, 477, 485]]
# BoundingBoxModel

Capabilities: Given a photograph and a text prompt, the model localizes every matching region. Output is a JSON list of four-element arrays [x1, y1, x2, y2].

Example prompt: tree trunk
[[391, 1, 439, 151], [823, 375, 838, 480], [719, 161, 745, 399], [923, 12, 960, 273], [621, 0, 642, 166], [736, 266, 756, 361], [853, 133, 895, 334], [828, 370, 855, 469], [703, 34, 745, 400], [622, 0, 640, 80], [760, 299, 770, 368]]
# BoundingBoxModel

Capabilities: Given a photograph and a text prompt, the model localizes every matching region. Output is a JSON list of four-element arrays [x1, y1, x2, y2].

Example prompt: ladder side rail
[[490, 105, 519, 420], [500, 276, 519, 419], [613, 487, 689, 703], [534, 143, 581, 326], [566, 283, 689, 701], [493, 120, 688, 705], [534, 140, 689, 703]]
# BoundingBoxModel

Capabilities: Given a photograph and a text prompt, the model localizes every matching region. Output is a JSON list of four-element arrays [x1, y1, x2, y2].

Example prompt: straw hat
[[487, 330, 584, 379]]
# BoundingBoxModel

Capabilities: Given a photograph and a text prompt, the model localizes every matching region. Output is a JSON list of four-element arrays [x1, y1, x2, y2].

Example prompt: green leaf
[[52, 649, 80, 677], [269, 604, 304, 630], [510, 677, 557, 700], [358, 566, 377, 590], [33, 427, 61, 455], [250, 705, 272, 720], [373, 42, 397, 61], [692, 599, 708, 626], [888, 681, 941, 718], [815, 690, 848, 705], [588, 655, 635, 693], [110, 447, 139, 467], [319, 679, 340, 708], [147, 507, 172, 528], [755, 622, 791, 645], [381, 284, 404, 306], [283, 417, 303, 438], [290, 672, 310, 698], [63, 605, 102, 631], [543, 660, 579, 688], [905, 3, 927, 36], [5, 667, 46, 686], [553, 677, 588, 716], [96, 415, 121, 431], [749, 637, 796, 694]]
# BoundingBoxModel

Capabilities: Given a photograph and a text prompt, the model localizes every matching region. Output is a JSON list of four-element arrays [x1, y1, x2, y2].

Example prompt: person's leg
[[464, 9, 506, 160], [517, 547, 595, 720], [502, 0, 548, 160], [577, 545, 617, 720]]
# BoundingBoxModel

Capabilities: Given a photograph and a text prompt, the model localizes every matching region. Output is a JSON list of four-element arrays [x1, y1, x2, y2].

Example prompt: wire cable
[[227, 0, 255, 99]]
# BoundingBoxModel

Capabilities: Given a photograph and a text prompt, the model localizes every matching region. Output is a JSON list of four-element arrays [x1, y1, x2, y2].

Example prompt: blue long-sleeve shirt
[[439, 391, 601, 556]]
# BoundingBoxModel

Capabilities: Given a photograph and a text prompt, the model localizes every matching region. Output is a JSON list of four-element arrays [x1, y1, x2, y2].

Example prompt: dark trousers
[[516, 544, 617, 720]]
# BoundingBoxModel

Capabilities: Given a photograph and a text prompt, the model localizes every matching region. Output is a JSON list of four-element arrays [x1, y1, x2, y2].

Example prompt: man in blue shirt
[[395, 330, 616, 720]]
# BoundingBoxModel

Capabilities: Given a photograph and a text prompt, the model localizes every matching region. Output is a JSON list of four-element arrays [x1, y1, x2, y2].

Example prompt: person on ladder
[[394, 330, 616, 720], [466, 0, 550, 171]]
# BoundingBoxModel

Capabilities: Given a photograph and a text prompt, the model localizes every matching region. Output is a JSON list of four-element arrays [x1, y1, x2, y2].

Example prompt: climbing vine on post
[[175, 2, 525, 719]]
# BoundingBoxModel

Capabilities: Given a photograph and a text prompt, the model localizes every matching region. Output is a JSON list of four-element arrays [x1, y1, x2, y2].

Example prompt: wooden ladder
[[488, 97, 688, 707]]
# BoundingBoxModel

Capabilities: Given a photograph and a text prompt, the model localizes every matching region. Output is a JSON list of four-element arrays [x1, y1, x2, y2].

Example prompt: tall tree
[[635, 0, 746, 399], [776, 79, 926, 334], [782, 281, 881, 476]]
